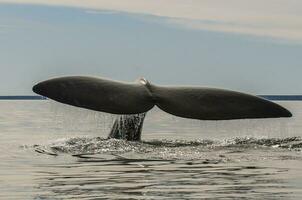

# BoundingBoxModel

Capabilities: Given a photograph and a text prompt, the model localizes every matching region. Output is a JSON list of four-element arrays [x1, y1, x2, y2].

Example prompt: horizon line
[[0, 95, 301, 101]]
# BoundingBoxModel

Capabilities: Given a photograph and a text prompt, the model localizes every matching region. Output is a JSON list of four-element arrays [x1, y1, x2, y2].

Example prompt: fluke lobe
[[33, 76, 292, 141]]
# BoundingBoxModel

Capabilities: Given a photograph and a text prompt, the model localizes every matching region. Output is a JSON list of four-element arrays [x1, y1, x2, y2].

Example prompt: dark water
[[0, 100, 302, 199]]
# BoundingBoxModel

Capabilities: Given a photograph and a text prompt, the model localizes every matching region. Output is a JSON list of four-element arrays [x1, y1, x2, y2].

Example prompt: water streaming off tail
[[110, 114, 145, 140], [44, 100, 294, 140], [144, 105, 293, 140], [48, 100, 117, 136]]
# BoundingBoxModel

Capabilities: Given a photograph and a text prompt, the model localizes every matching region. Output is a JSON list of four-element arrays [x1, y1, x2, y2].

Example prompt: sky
[[0, 1, 301, 95]]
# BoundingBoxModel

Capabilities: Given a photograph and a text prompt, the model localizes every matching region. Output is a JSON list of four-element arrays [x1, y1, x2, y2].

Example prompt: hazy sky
[[0, 1, 301, 95]]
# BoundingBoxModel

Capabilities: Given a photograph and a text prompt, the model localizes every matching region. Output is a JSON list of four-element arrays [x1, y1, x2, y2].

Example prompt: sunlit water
[[0, 100, 302, 199]]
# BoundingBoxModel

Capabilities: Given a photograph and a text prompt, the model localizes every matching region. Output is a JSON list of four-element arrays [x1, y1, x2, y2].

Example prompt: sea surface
[[0, 100, 302, 199]]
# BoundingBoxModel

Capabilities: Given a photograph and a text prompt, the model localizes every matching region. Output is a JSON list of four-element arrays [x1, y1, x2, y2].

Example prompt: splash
[[30, 136, 302, 163]]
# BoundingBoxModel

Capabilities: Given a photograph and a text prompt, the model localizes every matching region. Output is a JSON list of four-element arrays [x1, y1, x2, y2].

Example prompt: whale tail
[[32, 76, 292, 141], [33, 76, 292, 120]]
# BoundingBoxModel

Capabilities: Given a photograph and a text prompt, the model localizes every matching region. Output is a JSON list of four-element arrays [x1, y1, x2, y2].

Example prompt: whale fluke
[[33, 76, 154, 115], [33, 76, 292, 120], [150, 85, 292, 120]]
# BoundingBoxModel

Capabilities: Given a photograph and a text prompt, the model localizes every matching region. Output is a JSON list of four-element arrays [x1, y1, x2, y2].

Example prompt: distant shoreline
[[0, 96, 46, 100], [0, 95, 301, 101], [259, 95, 302, 101]]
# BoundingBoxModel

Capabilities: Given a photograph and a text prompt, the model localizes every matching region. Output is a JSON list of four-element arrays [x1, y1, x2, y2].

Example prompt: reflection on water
[[34, 159, 293, 200], [0, 100, 302, 199]]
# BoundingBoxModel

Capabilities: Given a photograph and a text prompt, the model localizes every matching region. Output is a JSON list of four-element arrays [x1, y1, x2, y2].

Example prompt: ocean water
[[0, 100, 302, 199]]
